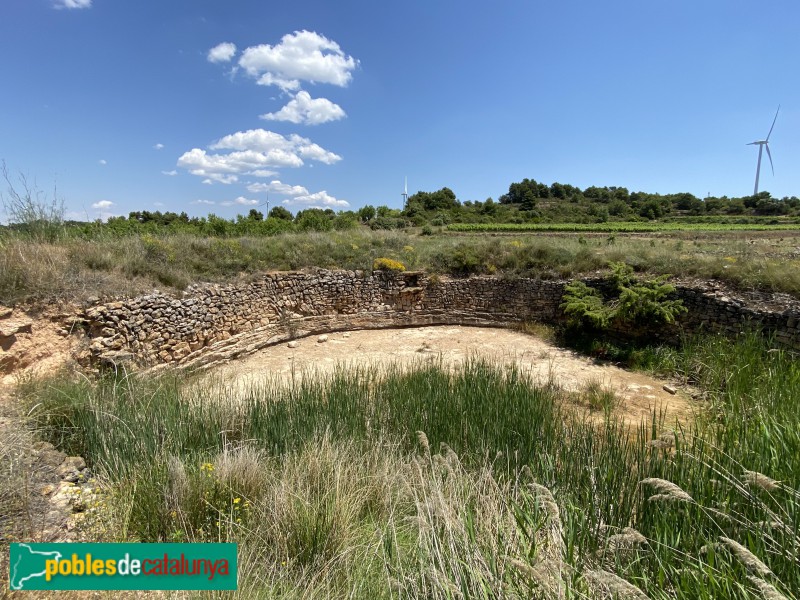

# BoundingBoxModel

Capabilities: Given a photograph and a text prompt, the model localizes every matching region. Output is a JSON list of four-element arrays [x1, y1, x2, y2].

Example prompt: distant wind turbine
[[747, 106, 780, 195], [258, 193, 270, 215], [402, 176, 408, 208]]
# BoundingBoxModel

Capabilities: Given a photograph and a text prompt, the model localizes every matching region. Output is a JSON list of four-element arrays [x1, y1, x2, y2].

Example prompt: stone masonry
[[80, 270, 800, 370]]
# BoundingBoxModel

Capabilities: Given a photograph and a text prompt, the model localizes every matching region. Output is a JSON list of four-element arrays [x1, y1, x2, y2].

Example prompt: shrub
[[369, 216, 407, 231], [431, 242, 486, 277], [561, 262, 686, 330], [372, 257, 406, 272], [561, 281, 614, 329]]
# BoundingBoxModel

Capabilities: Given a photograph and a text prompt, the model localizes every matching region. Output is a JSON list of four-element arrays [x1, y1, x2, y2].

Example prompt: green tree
[[481, 197, 497, 216], [500, 178, 544, 210], [407, 188, 459, 211], [269, 206, 294, 221], [357, 205, 376, 222], [376, 205, 399, 218], [295, 208, 334, 231]]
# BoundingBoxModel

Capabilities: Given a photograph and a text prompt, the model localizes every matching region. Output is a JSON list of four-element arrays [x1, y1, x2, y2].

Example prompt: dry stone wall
[[80, 270, 800, 369]]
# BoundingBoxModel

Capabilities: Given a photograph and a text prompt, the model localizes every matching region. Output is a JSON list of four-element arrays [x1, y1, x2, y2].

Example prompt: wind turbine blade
[[766, 105, 780, 141], [765, 143, 774, 176]]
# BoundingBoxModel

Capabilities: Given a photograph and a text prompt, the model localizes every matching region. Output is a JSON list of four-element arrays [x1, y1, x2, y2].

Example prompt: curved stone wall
[[80, 270, 800, 370]]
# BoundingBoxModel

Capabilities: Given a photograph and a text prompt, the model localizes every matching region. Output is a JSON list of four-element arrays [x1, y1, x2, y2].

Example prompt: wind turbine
[[748, 106, 780, 196], [258, 193, 270, 215], [401, 176, 408, 208]]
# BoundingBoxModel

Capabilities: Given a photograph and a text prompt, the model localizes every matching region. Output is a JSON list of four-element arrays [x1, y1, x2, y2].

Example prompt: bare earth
[[205, 325, 691, 427]]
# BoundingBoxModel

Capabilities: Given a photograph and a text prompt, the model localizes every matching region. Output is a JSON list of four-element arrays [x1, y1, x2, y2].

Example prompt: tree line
[[4, 169, 800, 240], [400, 178, 800, 226]]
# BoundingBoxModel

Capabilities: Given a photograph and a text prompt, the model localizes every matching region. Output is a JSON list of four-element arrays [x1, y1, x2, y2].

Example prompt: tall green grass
[[20, 334, 800, 598]]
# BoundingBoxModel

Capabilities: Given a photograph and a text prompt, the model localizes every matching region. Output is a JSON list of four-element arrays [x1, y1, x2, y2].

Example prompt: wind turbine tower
[[748, 106, 780, 196], [402, 176, 408, 208], [259, 193, 270, 216]]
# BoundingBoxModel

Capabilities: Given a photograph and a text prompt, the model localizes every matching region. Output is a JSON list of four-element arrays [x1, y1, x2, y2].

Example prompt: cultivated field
[[448, 221, 800, 233]]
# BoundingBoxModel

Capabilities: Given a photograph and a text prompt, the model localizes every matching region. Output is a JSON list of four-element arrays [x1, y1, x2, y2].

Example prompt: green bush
[[561, 262, 686, 330], [561, 281, 614, 329]]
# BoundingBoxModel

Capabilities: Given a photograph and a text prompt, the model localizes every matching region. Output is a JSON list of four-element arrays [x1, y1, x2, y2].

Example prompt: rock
[[172, 342, 191, 360], [662, 384, 678, 395], [38, 449, 68, 468], [0, 306, 12, 319], [41, 484, 57, 496], [51, 482, 77, 509], [342, 332, 351, 338], [317, 335, 328, 343], [57, 456, 86, 482], [287, 340, 299, 348], [0, 318, 33, 337], [99, 350, 134, 367]]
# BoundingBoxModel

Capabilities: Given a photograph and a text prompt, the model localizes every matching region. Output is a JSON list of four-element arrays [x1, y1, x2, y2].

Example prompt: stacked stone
[[81, 270, 800, 369]]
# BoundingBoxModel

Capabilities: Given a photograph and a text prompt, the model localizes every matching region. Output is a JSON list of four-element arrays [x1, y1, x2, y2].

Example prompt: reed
[[19, 331, 800, 598]]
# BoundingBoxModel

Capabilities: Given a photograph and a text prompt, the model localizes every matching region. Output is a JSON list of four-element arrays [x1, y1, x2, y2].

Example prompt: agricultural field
[[447, 221, 800, 233]]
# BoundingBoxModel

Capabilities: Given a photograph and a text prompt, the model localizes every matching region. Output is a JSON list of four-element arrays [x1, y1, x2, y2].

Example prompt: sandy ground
[[205, 325, 692, 427]]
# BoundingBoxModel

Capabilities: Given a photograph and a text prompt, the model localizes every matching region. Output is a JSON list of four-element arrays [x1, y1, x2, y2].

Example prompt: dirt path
[[205, 325, 692, 427]]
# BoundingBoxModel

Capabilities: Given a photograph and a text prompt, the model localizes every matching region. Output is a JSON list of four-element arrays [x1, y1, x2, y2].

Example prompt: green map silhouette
[[9, 544, 63, 590]]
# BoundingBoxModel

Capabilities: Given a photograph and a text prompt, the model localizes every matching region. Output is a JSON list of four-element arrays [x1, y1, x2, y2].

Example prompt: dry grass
[[0, 421, 33, 540], [640, 477, 694, 503], [16, 336, 800, 598], [4, 228, 800, 305]]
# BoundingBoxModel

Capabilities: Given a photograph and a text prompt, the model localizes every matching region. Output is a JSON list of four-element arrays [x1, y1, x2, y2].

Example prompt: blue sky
[[1, 1, 798, 221]]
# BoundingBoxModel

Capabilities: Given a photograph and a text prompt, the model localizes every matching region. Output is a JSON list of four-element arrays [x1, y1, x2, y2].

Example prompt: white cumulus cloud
[[197, 172, 240, 185], [98, 159, 107, 166], [247, 180, 309, 196], [250, 169, 278, 178], [54, 0, 91, 9], [261, 91, 346, 125], [282, 190, 349, 209], [239, 30, 358, 91], [192, 199, 215, 205], [208, 42, 237, 64], [154, 143, 164, 150], [177, 129, 341, 184], [161, 170, 178, 176], [92, 200, 113, 209], [296, 141, 341, 165]]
